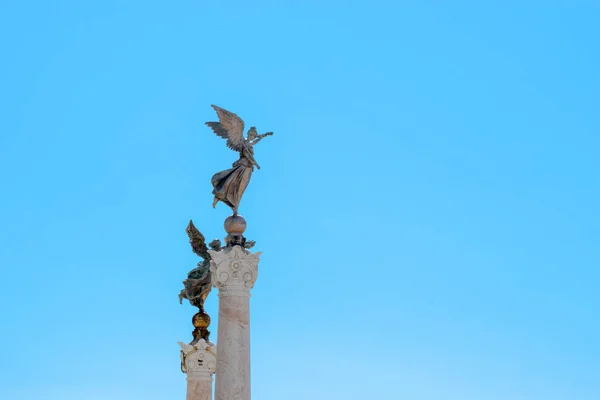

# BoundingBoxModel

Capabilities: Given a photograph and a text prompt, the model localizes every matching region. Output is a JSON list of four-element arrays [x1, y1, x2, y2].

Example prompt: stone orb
[[224, 214, 247, 235]]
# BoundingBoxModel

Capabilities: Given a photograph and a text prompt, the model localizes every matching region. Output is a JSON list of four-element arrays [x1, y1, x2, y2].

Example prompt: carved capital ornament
[[209, 245, 261, 297], [179, 339, 217, 381]]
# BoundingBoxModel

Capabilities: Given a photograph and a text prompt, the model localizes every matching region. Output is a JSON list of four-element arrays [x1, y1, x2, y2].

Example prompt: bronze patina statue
[[206, 105, 273, 215], [179, 220, 222, 344], [179, 105, 270, 344]]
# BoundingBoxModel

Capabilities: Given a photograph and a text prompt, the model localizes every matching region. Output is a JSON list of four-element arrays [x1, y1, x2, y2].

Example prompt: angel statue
[[206, 105, 273, 215], [178, 220, 222, 314]]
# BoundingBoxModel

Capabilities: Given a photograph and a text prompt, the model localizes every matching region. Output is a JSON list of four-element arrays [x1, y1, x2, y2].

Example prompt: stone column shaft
[[180, 340, 217, 400], [186, 377, 212, 400], [209, 245, 260, 400]]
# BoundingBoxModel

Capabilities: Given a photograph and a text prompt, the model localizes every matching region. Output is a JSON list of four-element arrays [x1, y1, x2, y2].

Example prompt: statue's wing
[[186, 220, 210, 259], [205, 105, 246, 152]]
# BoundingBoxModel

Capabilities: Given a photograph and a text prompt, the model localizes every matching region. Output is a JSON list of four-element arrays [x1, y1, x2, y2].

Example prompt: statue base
[[209, 245, 261, 400], [224, 214, 247, 247], [191, 310, 211, 345]]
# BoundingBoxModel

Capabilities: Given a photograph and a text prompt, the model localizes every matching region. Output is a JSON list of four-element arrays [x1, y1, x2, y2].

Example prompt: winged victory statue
[[179, 220, 222, 313], [206, 105, 273, 216], [178, 220, 224, 343]]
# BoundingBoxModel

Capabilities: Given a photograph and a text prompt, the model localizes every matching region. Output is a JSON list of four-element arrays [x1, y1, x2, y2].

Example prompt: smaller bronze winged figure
[[206, 105, 273, 215], [179, 220, 221, 314], [179, 219, 255, 344]]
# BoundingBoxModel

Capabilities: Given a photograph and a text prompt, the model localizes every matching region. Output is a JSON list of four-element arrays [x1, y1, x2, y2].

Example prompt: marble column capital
[[209, 245, 261, 297], [179, 339, 217, 382]]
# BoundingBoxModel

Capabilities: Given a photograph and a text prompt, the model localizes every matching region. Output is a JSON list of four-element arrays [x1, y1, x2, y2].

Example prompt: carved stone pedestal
[[179, 339, 217, 400], [209, 245, 260, 400]]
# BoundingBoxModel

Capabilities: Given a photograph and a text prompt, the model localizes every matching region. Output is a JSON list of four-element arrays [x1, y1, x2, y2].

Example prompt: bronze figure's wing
[[186, 220, 210, 260], [206, 105, 246, 152]]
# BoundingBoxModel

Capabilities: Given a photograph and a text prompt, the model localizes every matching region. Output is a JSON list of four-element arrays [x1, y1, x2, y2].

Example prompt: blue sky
[[1, 1, 599, 399]]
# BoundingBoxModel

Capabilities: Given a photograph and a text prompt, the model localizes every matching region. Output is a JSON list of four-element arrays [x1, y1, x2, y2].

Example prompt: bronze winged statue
[[179, 220, 223, 344], [206, 105, 273, 215], [179, 220, 221, 313]]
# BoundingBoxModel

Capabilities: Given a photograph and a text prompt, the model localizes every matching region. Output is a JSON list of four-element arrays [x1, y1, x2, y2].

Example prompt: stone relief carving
[[179, 339, 217, 378], [209, 245, 261, 296]]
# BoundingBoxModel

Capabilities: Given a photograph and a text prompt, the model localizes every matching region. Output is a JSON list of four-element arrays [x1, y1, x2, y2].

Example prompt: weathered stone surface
[[179, 339, 217, 400], [209, 245, 260, 400]]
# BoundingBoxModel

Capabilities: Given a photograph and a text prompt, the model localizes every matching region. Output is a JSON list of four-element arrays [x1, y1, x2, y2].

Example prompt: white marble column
[[209, 245, 261, 400], [179, 339, 217, 400]]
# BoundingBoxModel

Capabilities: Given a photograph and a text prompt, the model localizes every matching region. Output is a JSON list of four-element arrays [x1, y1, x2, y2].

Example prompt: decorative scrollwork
[[179, 340, 217, 379], [209, 245, 261, 296]]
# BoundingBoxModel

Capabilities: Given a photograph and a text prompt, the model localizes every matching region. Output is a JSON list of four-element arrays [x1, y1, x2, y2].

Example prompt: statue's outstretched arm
[[251, 132, 273, 146]]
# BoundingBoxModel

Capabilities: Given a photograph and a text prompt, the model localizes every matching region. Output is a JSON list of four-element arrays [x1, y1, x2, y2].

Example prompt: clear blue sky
[[1, 1, 599, 399]]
